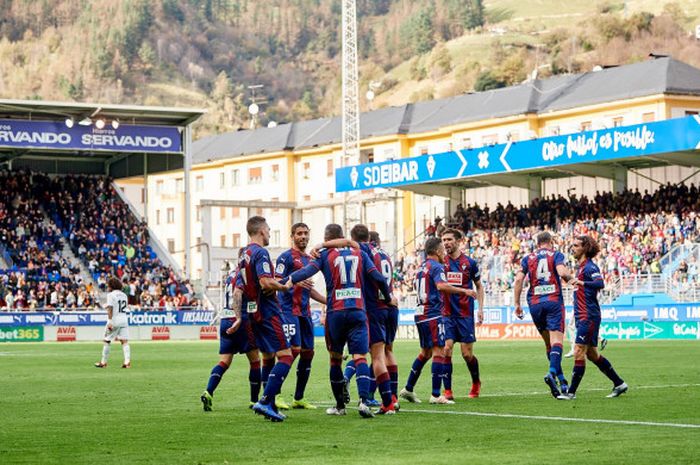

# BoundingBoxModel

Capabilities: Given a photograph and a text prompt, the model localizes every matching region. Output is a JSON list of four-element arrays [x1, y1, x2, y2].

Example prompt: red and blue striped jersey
[[442, 253, 479, 318], [275, 248, 312, 317], [414, 258, 447, 321], [289, 246, 390, 312], [361, 243, 394, 311], [520, 248, 565, 305], [235, 243, 281, 321], [574, 259, 605, 321]]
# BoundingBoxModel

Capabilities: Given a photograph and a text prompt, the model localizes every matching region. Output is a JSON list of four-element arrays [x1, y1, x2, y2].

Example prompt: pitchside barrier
[[2, 302, 700, 342]]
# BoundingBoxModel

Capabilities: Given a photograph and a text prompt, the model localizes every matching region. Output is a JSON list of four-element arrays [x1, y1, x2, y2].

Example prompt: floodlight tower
[[341, 0, 361, 232]]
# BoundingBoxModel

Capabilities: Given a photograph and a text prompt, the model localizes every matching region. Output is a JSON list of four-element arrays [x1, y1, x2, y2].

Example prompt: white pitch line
[[398, 408, 700, 429], [477, 383, 700, 398]]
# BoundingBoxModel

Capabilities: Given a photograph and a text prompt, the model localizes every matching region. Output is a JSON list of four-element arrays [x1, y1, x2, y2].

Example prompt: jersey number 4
[[536, 258, 551, 282]]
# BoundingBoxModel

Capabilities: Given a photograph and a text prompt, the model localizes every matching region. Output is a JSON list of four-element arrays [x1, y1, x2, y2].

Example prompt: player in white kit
[[95, 276, 131, 368]]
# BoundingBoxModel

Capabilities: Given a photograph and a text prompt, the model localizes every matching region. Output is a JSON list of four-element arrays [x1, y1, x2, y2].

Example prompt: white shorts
[[104, 316, 129, 341]]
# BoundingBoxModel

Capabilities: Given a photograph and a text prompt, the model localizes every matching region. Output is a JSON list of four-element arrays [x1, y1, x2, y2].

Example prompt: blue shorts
[[528, 301, 566, 333], [219, 318, 256, 355], [282, 313, 315, 350], [416, 317, 445, 350], [444, 316, 476, 344], [386, 306, 399, 346], [325, 309, 369, 355], [368, 308, 387, 346], [575, 318, 600, 347], [252, 312, 289, 354]]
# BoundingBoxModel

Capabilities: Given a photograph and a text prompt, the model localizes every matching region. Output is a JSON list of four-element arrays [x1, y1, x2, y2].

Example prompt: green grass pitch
[[1, 340, 699, 464]]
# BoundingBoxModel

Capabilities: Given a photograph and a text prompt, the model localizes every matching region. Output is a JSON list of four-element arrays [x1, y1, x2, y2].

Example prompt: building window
[[612, 117, 624, 127], [196, 206, 201, 222], [369, 222, 376, 231], [231, 169, 240, 186], [461, 138, 472, 149], [167, 239, 175, 254], [195, 237, 201, 252], [580, 121, 592, 132], [686, 110, 699, 116], [232, 207, 240, 218], [327, 159, 334, 177], [303, 195, 311, 202], [220, 235, 226, 247], [175, 178, 184, 193], [249, 167, 262, 184], [155, 209, 161, 225], [156, 180, 163, 195], [271, 164, 279, 182], [482, 134, 497, 146], [329, 192, 334, 199], [419, 147, 428, 155], [549, 126, 560, 136], [141, 188, 145, 203], [220, 207, 226, 220], [271, 230, 280, 246], [272, 197, 279, 212], [167, 208, 175, 224], [254, 207, 263, 216], [232, 234, 241, 248], [195, 176, 204, 192], [219, 172, 225, 188], [642, 112, 655, 122], [303, 162, 310, 179], [360, 149, 374, 163]]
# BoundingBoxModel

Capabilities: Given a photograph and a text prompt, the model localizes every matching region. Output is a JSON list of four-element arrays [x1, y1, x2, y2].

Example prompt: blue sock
[[444, 356, 453, 391], [388, 364, 399, 397], [249, 360, 261, 403], [431, 357, 444, 397], [368, 363, 377, 399], [260, 356, 292, 405], [593, 356, 624, 386], [294, 351, 313, 401], [344, 360, 356, 383], [549, 344, 563, 378], [406, 354, 429, 391], [376, 371, 393, 407], [569, 359, 586, 394], [206, 362, 228, 395], [355, 358, 371, 403], [330, 359, 345, 408], [261, 358, 274, 390]]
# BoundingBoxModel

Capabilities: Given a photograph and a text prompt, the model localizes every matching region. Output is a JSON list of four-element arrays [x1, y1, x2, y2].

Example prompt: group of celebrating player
[[199, 216, 627, 423]]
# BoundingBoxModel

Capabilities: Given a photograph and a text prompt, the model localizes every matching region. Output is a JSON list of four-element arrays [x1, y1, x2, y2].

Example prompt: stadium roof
[[0, 99, 205, 178], [193, 57, 700, 164]]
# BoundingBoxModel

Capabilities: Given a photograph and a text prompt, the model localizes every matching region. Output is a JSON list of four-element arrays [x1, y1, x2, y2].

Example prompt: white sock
[[101, 343, 111, 364], [122, 344, 130, 364]]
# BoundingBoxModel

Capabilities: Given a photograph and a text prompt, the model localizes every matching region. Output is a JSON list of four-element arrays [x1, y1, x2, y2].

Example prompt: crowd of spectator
[[393, 183, 700, 301], [0, 169, 198, 311]]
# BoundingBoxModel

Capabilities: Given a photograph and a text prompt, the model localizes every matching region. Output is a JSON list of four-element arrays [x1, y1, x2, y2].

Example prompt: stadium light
[[64, 117, 74, 128], [95, 118, 106, 129], [111, 119, 120, 129], [78, 117, 92, 126]]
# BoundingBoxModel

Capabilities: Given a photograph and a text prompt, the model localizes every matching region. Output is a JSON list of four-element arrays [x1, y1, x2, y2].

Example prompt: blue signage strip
[[0, 119, 182, 153], [336, 115, 700, 192]]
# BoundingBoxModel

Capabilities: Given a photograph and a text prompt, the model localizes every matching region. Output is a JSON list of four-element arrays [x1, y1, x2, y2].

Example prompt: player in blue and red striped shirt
[[287, 223, 394, 418], [200, 250, 262, 412], [400, 237, 476, 405], [514, 231, 574, 398], [558, 235, 627, 400], [275, 223, 326, 410], [238, 216, 296, 422], [441, 228, 484, 400]]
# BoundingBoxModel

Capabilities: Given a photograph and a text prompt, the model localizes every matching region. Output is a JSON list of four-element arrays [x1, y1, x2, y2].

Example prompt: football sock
[[549, 343, 563, 378], [344, 359, 356, 383], [444, 356, 453, 391], [569, 359, 586, 394], [431, 356, 444, 397], [122, 344, 130, 364], [387, 364, 399, 397], [249, 360, 261, 403], [101, 342, 110, 364], [355, 357, 371, 403], [294, 350, 314, 401], [206, 361, 229, 396], [406, 353, 429, 391], [330, 358, 345, 408], [260, 355, 292, 405], [464, 355, 480, 384], [368, 363, 377, 398], [261, 357, 275, 389], [593, 356, 624, 386], [291, 348, 301, 361], [376, 371, 393, 407]]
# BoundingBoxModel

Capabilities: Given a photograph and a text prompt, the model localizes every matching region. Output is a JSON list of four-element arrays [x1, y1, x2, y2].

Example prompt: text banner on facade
[[335, 115, 700, 192], [0, 119, 182, 153]]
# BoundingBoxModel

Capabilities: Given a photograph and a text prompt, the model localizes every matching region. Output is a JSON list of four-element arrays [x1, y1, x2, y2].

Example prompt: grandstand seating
[[0, 169, 198, 311]]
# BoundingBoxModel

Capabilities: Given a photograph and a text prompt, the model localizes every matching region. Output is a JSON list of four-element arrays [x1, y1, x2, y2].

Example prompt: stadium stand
[[0, 169, 198, 310]]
